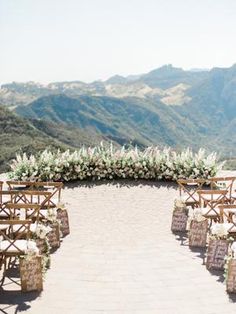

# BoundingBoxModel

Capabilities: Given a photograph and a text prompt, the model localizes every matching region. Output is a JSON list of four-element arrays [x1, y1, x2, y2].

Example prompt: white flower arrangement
[[46, 209, 58, 223], [174, 198, 186, 209], [189, 208, 206, 223], [9, 145, 222, 182], [224, 242, 236, 281], [210, 223, 229, 240], [57, 202, 65, 209], [35, 224, 52, 239], [25, 240, 39, 255]]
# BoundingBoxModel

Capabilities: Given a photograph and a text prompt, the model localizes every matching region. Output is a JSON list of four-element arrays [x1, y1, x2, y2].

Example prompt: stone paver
[[1, 179, 236, 313]]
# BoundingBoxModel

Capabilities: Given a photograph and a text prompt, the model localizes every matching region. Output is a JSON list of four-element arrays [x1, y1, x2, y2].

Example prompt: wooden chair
[[197, 189, 228, 224], [177, 179, 206, 208], [7, 181, 63, 208], [5, 203, 41, 223], [208, 177, 236, 203], [218, 204, 236, 237], [0, 191, 19, 219], [0, 219, 38, 285], [0, 190, 53, 220]]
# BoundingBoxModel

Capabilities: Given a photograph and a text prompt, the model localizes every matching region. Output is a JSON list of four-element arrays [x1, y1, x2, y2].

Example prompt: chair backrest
[[0, 191, 22, 218], [197, 189, 228, 216], [177, 179, 207, 205], [208, 177, 236, 200], [6, 181, 63, 208], [218, 204, 236, 228], [0, 181, 3, 191], [5, 203, 41, 222], [12, 190, 52, 207], [0, 219, 31, 255]]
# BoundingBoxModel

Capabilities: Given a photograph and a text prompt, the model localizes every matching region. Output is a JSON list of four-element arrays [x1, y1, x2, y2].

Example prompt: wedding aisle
[[1, 179, 236, 313]]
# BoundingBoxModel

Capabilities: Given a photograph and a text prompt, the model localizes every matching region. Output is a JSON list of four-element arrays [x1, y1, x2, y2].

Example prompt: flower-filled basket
[[46, 209, 61, 251], [56, 204, 70, 237], [47, 221, 61, 251], [171, 199, 188, 232], [226, 242, 236, 294], [188, 209, 208, 248], [206, 224, 230, 270], [33, 224, 51, 269], [19, 243, 43, 292]]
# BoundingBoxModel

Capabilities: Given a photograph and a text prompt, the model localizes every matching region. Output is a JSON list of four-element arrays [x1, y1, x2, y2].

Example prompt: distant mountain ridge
[[0, 64, 209, 107], [1, 63, 236, 169]]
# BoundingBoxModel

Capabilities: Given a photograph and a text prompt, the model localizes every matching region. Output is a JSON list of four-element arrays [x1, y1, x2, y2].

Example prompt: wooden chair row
[[177, 177, 236, 208], [0, 181, 65, 291]]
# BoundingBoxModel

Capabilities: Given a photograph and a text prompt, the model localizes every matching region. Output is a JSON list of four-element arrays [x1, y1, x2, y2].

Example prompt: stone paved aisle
[[1, 180, 236, 313]]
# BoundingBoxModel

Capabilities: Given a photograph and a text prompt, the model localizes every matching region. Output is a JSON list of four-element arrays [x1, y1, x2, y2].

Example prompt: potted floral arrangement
[[45, 208, 61, 251], [56, 202, 70, 237], [206, 224, 231, 270], [188, 208, 208, 248], [225, 242, 236, 293], [171, 199, 189, 232], [33, 223, 51, 269], [19, 241, 43, 292]]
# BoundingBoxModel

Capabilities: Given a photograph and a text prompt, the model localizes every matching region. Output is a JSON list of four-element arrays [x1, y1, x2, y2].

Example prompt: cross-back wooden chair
[[0, 190, 53, 220], [0, 181, 3, 191], [0, 219, 36, 285], [177, 179, 207, 208], [218, 204, 236, 237], [208, 177, 236, 203], [0, 191, 20, 219], [11, 191, 53, 220], [197, 189, 228, 224], [7, 181, 63, 208], [5, 203, 41, 224]]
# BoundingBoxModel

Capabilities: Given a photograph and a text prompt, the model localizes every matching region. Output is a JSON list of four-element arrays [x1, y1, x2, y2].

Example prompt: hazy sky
[[1, 0, 236, 84]]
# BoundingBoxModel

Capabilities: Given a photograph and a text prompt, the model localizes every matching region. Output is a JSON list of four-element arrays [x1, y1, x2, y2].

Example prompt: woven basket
[[189, 219, 208, 248], [226, 259, 236, 293], [20, 255, 43, 292], [206, 239, 228, 270], [57, 208, 70, 237]]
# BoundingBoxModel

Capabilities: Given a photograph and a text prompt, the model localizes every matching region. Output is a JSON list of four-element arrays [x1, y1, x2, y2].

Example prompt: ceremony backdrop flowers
[[9, 145, 222, 182]]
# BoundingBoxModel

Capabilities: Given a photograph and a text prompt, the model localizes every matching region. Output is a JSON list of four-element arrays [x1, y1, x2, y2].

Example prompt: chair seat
[[0, 210, 10, 218], [12, 223, 38, 233], [202, 194, 226, 201], [225, 208, 236, 214], [0, 209, 20, 218], [0, 196, 12, 203], [198, 207, 220, 217], [231, 193, 236, 199], [223, 223, 236, 233], [181, 194, 199, 203], [0, 224, 9, 230], [0, 239, 39, 254]]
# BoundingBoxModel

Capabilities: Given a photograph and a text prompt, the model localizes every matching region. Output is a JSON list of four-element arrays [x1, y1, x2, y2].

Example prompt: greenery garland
[[9, 145, 222, 182]]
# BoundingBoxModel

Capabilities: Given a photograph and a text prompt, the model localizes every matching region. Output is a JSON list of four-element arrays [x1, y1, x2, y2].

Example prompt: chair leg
[[0, 257, 7, 286]]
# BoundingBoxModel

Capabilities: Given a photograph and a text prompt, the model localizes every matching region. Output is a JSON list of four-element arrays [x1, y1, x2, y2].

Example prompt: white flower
[[35, 224, 52, 239], [26, 240, 39, 255], [192, 208, 206, 222], [211, 223, 228, 238], [231, 242, 236, 258], [46, 209, 58, 222]]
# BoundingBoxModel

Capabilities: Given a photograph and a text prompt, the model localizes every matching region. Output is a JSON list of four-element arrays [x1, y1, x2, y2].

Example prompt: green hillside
[[0, 106, 109, 172], [15, 94, 206, 149], [2, 64, 236, 171]]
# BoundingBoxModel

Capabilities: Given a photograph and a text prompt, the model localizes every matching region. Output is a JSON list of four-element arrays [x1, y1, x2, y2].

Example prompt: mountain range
[[1, 64, 236, 171]]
